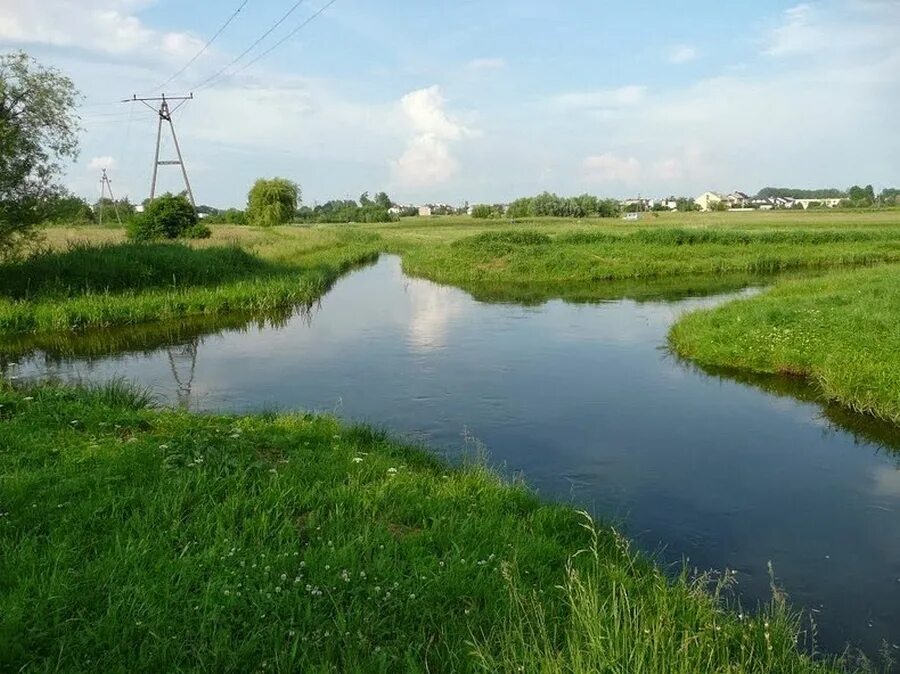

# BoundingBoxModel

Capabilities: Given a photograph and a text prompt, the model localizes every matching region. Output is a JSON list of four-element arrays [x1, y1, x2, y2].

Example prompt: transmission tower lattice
[[123, 93, 196, 206], [98, 168, 122, 226]]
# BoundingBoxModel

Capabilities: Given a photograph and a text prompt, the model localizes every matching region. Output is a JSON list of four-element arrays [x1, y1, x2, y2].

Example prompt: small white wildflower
[[352, 457, 364, 463]]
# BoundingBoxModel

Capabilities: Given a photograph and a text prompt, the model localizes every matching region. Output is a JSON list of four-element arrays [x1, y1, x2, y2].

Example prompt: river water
[[4, 256, 899, 659]]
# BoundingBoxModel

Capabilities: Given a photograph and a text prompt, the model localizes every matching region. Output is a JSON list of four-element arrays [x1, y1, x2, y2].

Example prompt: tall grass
[[0, 383, 852, 672], [0, 235, 380, 335]]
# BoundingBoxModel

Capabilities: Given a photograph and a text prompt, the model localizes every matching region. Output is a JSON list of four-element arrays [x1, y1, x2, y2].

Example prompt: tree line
[[758, 185, 898, 207]]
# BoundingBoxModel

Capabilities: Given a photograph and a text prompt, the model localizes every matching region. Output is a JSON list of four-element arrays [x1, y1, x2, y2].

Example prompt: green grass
[[669, 264, 900, 425], [0, 382, 849, 673], [0, 232, 380, 335], [397, 227, 900, 291]]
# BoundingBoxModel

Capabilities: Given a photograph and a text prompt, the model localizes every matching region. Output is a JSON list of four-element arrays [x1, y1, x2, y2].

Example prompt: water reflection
[[3, 256, 899, 661]]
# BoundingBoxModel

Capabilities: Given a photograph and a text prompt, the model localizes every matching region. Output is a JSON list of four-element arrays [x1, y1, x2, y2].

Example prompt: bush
[[127, 194, 200, 241], [471, 204, 504, 219], [247, 178, 300, 227]]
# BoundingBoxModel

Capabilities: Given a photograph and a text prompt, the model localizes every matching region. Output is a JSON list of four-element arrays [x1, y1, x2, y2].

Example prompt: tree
[[247, 178, 300, 227], [374, 192, 392, 210], [359, 191, 373, 207], [128, 193, 208, 241], [42, 191, 94, 224], [0, 51, 80, 257]]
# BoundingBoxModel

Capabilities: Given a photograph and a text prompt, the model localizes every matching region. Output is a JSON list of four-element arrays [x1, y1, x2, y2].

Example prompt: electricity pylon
[[123, 93, 196, 206], [98, 168, 122, 226]]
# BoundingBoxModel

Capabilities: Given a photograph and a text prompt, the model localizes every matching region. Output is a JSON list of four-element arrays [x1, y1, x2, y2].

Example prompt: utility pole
[[123, 93, 196, 207], [98, 168, 122, 226]]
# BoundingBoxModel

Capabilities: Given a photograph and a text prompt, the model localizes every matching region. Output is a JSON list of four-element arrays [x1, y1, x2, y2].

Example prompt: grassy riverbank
[[669, 264, 900, 425], [0, 231, 379, 335], [0, 381, 845, 673]]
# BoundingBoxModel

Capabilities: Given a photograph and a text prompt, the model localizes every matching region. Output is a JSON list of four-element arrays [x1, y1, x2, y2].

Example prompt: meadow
[[2, 209, 899, 671], [0, 381, 847, 673]]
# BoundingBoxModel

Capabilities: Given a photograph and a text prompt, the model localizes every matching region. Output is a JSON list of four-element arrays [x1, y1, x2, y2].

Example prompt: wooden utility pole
[[98, 168, 122, 226], [123, 93, 196, 206]]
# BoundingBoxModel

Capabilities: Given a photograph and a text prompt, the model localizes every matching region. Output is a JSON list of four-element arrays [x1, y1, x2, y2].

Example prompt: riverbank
[[0, 231, 379, 335], [0, 381, 846, 672], [669, 264, 900, 425]]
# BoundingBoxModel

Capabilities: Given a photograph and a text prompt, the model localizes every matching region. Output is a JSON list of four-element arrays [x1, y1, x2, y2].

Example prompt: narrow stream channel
[[4, 256, 899, 661]]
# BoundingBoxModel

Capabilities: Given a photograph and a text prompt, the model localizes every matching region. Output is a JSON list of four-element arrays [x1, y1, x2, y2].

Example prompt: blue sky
[[2, 0, 898, 207]]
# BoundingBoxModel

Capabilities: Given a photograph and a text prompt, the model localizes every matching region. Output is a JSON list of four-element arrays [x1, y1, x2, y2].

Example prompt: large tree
[[0, 51, 80, 257], [247, 178, 300, 227]]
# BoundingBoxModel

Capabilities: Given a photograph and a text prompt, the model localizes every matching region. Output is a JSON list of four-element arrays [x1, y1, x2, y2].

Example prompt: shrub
[[127, 193, 200, 241]]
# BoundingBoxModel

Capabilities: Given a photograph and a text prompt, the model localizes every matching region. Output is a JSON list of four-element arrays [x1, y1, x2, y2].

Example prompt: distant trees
[[128, 193, 209, 241], [880, 188, 900, 207], [504, 192, 621, 219], [0, 51, 80, 257], [247, 178, 300, 227], [757, 187, 847, 200], [41, 192, 94, 224], [296, 191, 396, 223], [471, 204, 505, 219], [94, 197, 136, 225], [675, 198, 701, 212]]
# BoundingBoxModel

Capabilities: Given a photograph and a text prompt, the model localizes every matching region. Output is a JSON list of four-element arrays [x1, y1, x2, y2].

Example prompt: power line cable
[[191, 0, 308, 91], [218, 0, 338, 85], [153, 0, 251, 92]]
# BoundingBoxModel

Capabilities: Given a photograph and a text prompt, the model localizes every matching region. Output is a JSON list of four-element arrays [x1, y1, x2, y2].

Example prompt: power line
[[192, 0, 309, 91], [153, 0, 251, 92], [221, 0, 339, 84]]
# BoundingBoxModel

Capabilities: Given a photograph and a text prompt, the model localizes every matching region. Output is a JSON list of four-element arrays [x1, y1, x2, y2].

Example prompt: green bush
[[127, 194, 200, 241]]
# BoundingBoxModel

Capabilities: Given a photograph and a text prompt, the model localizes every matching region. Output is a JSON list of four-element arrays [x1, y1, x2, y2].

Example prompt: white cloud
[[467, 57, 506, 71], [391, 86, 474, 188], [0, 0, 202, 62], [89, 156, 117, 170], [554, 85, 646, 111], [764, 4, 821, 56], [583, 153, 642, 184], [668, 45, 698, 64]]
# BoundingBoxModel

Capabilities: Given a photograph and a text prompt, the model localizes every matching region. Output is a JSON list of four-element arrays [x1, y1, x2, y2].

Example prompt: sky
[[1, 0, 898, 208]]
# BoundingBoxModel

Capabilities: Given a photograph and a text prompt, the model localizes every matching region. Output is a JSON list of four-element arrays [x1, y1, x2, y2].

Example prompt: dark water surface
[[5, 256, 899, 660]]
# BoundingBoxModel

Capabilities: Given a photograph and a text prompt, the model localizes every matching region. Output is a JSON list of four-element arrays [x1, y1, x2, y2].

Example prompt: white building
[[694, 191, 724, 211], [418, 205, 433, 217]]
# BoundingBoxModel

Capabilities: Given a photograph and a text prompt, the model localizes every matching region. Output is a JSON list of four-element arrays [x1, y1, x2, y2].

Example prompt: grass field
[[670, 264, 900, 424], [0, 381, 846, 673], [2, 211, 898, 670]]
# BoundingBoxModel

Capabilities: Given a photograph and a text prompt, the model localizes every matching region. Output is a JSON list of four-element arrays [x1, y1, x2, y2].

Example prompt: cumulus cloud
[[391, 86, 473, 188], [583, 153, 641, 184], [0, 0, 203, 62], [89, 156, 117, 170], [668, 45, 698, 64]]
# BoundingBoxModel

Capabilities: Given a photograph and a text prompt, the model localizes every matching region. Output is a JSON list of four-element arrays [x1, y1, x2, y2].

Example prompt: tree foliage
[[128, 193, 208, 241], [757, 187, 847, 199], [506, 192, 621, 219], [296, 191, 396, 223], [247, 178, 300, 227], [0, 51, 80, 257]]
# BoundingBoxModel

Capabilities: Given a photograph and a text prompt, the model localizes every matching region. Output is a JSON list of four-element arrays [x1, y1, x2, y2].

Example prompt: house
[[694, 191, 724, 211], [726, 191, 751, 208], [795, 198, 842, 209], [623, 212, 641, 221], [418, 205, 433, 217]]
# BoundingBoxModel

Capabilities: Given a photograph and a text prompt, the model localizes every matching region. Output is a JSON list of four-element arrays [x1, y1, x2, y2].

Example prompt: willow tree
[[0, 51, 80, 257], [246, 178, 300, 227]]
